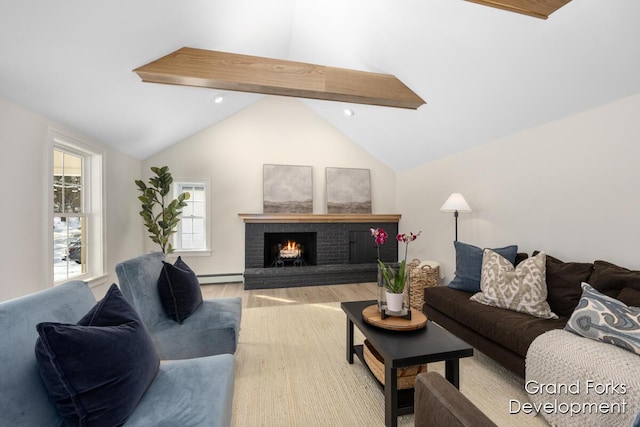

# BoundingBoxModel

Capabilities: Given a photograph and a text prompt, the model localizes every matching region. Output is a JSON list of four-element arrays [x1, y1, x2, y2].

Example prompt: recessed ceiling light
[[213, 95, 224, 104], [344, 108, 355, 117]]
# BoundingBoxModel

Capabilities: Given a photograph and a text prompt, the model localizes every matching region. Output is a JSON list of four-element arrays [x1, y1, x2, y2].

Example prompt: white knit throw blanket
[[525, 329, 640, 427]]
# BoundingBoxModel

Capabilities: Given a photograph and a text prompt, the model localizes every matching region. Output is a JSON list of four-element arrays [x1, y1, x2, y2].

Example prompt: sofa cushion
[[514, 252, 529, 266], [565, 283, 640, 355], [447, 241, 518, 292], [471, 250, 557, 319], [35, 284, 160, 427], [158, 256, 203, 323], [124, 354, 236, 427], [425, 286, 567, 357], [618, 287, 640, 308], [534, 252, 594, 317], [588, 260, 640, 299]]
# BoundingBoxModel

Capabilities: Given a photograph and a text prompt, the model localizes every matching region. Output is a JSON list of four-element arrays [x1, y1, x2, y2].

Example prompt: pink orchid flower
[[370, 227, 388, 245]]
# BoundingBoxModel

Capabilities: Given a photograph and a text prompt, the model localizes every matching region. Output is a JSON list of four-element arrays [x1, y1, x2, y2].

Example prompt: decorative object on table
[[263, 164, 313, 213], [325, 167, 371, 213], [440, 193, 472, 241], [363, 340, 428, 389], [371, 227, 421, 319], [135, 166, 190, 254], [409, 259, 440, 310], [361, 304, 427, 331]]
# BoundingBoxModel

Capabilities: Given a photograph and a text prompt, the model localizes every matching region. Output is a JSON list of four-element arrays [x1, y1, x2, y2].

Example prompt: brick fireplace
[[240, 214, 400, 289]]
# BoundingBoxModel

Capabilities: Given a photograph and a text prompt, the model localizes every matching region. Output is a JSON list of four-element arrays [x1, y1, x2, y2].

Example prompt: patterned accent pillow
[[565, 283, 640, 355], [470, 250, 558, 319]]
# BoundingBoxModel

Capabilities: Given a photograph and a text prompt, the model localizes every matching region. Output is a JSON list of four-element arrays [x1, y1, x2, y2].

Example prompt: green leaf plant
[[370, 228, 422, 293], [135, 166, 190, 254]]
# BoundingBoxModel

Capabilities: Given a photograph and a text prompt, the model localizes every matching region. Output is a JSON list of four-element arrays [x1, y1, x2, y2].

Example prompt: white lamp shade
[[440, 193, 472, 213]]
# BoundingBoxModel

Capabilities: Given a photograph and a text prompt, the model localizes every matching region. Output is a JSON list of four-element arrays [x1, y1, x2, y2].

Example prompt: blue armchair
[[0, 280, 235, 426], [116, 252, 242, 359]]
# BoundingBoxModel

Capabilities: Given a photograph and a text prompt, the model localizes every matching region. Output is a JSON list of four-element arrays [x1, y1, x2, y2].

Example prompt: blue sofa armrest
[[0, 280, 96, 426]]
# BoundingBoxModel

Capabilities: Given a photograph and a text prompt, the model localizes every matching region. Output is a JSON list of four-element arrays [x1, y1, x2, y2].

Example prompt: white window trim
[[171, 178, 212, 257], [47, 128, 106, 286]]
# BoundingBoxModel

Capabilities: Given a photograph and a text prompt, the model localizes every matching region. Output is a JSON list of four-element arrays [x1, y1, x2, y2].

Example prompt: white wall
[[143, 96, 397, 276], [0, 97, 143, 301], [7, 90, 637, 300], [397, 93, 640, 283]]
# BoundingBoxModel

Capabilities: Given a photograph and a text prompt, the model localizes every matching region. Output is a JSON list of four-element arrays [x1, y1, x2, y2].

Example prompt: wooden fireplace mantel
[[238, 213, 401, 224]]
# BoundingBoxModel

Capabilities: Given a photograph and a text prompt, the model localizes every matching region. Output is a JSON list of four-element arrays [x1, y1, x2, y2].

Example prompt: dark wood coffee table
[[342, 300, 474, 427]]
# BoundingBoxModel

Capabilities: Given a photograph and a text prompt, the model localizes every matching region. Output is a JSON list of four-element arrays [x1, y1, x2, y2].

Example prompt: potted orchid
[[371, 228, 421, 313]]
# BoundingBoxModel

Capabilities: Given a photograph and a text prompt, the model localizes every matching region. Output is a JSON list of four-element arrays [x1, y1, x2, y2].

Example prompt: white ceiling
[[1, 0, 639, 171]]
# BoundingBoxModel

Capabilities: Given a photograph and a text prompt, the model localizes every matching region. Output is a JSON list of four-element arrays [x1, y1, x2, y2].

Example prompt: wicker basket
[[362, 340, 428, 390], [409, 259, 439, 310]]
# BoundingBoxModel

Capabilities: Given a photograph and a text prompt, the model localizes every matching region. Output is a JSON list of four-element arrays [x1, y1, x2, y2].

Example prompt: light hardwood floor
[[201, 281, 378, 309]]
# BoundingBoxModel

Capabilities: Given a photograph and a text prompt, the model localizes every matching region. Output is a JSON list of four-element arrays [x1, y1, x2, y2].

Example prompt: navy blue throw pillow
[[447, 241, 518, 292], [35, 284, 159, 427], [158, 256, 203, 323]]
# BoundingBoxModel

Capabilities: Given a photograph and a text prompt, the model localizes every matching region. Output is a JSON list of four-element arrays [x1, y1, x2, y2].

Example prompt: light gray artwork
[[326, 167, 371, 214], [263, 164, 313, 213]]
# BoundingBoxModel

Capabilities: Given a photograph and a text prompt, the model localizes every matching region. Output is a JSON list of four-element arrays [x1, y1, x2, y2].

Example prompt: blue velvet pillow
[[35, 284, 159, 427], [158, 256, 203, 323], [447, 241, 518, 292]]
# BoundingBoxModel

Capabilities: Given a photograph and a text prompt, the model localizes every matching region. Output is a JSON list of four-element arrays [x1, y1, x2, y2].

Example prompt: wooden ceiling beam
[[465, 0, 572, 19], [133, 47, 425, 110]]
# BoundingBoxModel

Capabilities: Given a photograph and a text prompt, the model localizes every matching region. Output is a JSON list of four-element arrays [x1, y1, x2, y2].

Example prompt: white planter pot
[[385, 291, 404, 313]]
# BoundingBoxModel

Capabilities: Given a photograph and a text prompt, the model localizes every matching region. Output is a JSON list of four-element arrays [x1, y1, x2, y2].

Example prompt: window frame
[[48, 128, 105, 286], [172, 178, 212, 256]]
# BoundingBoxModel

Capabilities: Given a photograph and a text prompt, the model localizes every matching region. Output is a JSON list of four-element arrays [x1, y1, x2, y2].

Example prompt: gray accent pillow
[[565, 283, 640, 355], [470, 250, 558, 319]]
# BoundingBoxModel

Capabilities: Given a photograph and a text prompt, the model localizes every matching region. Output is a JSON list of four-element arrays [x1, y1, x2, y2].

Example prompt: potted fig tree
[[136, 166, 190, 254]]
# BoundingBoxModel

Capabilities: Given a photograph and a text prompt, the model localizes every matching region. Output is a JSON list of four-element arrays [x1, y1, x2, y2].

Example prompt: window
[[53, 149, 86, 280], [50, 129, 104, 284], [174, 180, 210, 254]]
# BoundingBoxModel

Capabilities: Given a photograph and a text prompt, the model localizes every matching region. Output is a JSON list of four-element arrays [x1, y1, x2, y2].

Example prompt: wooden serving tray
[[362, 304, 427, 331]]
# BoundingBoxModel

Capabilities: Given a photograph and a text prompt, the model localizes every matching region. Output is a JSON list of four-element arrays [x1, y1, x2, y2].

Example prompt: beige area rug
[[232, 302, 548, 427]]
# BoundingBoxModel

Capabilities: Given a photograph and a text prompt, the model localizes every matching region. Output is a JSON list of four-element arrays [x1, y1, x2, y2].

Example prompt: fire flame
[[279, 240, 301, 258]]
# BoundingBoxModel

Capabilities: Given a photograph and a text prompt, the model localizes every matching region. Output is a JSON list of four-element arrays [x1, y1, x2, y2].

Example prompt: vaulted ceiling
[[1, 1, 639, 171]]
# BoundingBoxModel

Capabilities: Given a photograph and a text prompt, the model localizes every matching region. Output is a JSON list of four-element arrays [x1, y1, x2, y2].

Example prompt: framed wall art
[[263, 164, 313, 213], [325, 167, 371, 214]]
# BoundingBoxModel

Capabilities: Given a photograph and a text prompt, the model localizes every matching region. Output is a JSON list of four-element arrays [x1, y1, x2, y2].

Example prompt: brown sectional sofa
[[423, 254, 640, 377]]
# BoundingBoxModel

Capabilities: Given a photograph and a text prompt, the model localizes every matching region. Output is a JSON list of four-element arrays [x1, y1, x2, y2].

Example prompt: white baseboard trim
[[198, 273, 243, 285]]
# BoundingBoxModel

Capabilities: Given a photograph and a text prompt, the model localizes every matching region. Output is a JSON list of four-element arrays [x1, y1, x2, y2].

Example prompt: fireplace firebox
[[264, 232, 317, 267]]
